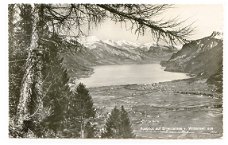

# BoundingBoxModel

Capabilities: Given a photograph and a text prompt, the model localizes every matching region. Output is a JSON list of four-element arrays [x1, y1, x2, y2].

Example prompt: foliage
[[102, 106, 134, 138], [85, 121, 97, 138], [64, 83, 96, 138]]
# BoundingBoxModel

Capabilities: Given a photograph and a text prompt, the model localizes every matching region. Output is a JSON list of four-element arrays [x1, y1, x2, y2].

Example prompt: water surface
[[78, 64, 190, 88]]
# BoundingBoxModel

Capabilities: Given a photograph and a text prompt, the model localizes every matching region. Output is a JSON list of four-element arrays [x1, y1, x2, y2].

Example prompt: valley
[[64, 33, 223, 138], [89, 78, 222, 138]]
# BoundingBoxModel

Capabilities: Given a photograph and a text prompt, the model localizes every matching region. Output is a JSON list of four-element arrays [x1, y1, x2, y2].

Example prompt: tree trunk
[[81, 117, 85, 138], [15, 5, 43, 132]]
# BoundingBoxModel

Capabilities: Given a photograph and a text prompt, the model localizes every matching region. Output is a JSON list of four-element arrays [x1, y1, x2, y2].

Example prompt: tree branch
[[97, 4, 193, 44]]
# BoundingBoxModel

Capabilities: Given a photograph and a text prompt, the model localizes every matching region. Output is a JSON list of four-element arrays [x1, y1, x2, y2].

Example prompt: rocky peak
[[210, 31, 223, 40]]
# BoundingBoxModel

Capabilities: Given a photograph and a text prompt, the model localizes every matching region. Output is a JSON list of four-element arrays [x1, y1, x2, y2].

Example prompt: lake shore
[[77, 63, 191, 88], [88, 78, 222, 139]]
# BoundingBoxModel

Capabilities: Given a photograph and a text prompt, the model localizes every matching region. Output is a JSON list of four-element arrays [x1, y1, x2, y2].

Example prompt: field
[[89, 78, 223, 139]]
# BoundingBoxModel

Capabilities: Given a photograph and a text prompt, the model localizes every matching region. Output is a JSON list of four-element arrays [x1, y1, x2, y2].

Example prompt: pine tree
[[9, 5, 73, 137], [76, 83, 96, 119], [101, 106, 121, 138], [119, 106, 135, 138], [102, 106, 134, 138], [14, 5, 45, 135], [63, 90, 81, 138], [65, 83, 96, 138], [37, 33, 76, 137], [9, 4, 35, 138], [77, 83, 96, 138], [9, 4, 32, 118]]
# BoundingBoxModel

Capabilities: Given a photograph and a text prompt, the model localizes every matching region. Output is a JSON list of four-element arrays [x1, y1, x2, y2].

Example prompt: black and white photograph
[[1, 0, 227, 143]]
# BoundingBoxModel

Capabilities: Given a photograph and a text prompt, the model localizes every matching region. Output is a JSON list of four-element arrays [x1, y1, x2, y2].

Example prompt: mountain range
[[63, 36, 177, 78], [62, 32, 223, 92], [78, 36, 177, 63]]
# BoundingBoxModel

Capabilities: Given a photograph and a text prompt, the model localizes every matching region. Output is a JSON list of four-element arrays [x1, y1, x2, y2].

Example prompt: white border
[[0, 0, 227, 145]]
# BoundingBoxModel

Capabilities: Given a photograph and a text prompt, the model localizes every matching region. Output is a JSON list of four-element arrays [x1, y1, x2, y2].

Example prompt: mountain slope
[[161, 32, 223, 77], [207, 63, 223, 93]]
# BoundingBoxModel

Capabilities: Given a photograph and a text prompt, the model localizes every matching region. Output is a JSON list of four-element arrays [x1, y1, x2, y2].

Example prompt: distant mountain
[[78, 36, 177, 64], [79, 36, 141, 50], [161, 31, 223, 89]]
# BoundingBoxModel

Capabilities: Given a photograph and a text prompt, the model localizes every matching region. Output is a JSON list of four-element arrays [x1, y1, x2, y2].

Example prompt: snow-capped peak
[[79, 36, 100, 44], [103, 39, 118, 46], [142, 42, 157, 47], [116, 40, 141, 47], [80, 36, 145, 50], [103, 39, 142, 48], [138, 42, 158, 50], [78, 36, 101, 49], [86, 36, 100, 42], [78, 35, 173, 51]]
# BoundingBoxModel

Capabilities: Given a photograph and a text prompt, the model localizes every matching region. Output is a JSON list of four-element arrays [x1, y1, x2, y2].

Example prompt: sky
[[87, 4, 223, 43]]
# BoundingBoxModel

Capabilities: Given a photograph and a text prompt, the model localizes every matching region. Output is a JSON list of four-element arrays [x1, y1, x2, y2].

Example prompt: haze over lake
[[78, 64, 191, 88]]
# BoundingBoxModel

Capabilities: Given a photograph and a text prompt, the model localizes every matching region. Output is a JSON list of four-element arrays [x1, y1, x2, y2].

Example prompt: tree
[[76, 83, 96, 138], [40, 40, 72, 137], [9, 5, 74, 137], [8, 4, 36, 137], [9, 4, 193, 137], [14, 4, 45, 133], [119, 106, 135, 138], [102, 106, 121, 138], [65, 83, 96, 138], [9, 4, 33, 118], [102, 106, 134, 138]]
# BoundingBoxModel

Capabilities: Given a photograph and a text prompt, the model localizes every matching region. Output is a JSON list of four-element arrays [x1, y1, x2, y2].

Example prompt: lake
[[78, 64, 191, 88]]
